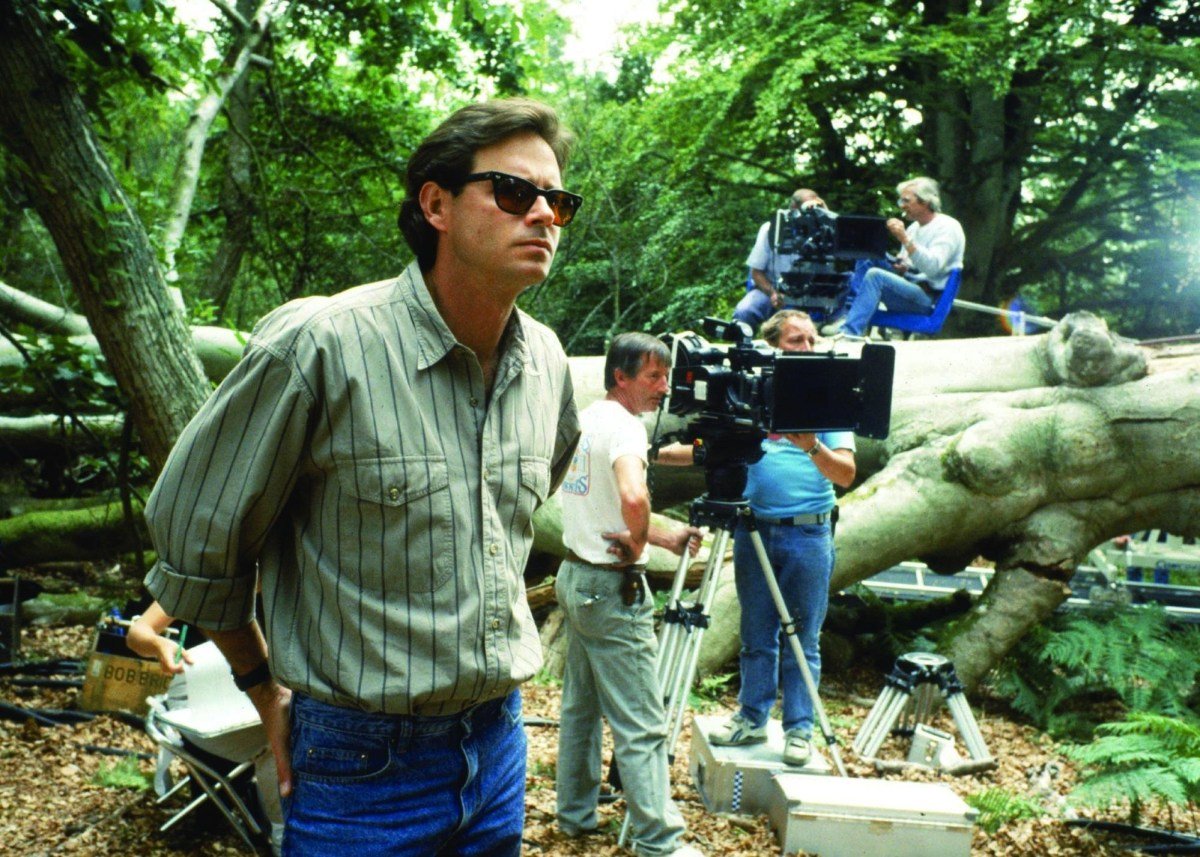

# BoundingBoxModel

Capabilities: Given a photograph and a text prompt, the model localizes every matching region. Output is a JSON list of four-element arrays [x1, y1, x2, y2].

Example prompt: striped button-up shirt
[[145, 261, 579, 715]]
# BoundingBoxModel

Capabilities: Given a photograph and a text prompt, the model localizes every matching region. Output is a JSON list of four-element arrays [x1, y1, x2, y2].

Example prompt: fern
[[991, 605, 1200, 737], [1066, 711, 1200, 824], [964, 788, 1043, 834]]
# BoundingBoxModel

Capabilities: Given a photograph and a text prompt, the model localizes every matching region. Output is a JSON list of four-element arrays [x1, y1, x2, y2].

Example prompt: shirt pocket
[[335, 455, 453, 594], [516, 455, 551, 528]]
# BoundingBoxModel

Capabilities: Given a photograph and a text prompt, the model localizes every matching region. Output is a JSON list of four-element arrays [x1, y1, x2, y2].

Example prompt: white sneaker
[[820, 317, 846, 336], [668, 845, 705, 857], [783, 730, 812, 766], [708, 712, 767, 747]]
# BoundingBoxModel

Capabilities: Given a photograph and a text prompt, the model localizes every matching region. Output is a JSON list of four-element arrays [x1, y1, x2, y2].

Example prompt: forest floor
[[2, 621, 1196, 856]]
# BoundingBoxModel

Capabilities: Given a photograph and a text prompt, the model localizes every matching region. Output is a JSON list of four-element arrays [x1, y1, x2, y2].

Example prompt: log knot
[[1040, 312, 1146, 388]]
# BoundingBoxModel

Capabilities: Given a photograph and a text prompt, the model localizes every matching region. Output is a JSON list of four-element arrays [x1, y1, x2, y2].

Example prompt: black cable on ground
[[1065, 818, 1200, 853]]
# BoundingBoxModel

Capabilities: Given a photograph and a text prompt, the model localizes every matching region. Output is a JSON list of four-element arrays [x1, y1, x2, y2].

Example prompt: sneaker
[[835, 332, 867, 343], [783, 730, 812, 766], [819, 317, 846, 336], [667, 845, 705, 857], [708, 712, 767, 747]]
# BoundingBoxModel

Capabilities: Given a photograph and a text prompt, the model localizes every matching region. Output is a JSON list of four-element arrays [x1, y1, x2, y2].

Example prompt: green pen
[[175, 624, 188, 664]]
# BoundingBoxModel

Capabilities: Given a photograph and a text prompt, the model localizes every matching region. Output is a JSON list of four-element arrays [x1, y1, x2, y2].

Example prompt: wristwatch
[[231, 661, 271, 692], [806, 440, 822, 457]]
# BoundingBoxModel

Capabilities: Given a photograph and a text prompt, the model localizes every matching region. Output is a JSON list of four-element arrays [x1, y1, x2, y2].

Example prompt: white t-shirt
[[559, 399, 649, 565]]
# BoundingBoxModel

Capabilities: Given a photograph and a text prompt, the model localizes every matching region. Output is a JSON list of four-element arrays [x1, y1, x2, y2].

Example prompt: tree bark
[[0, 2, 210, 470], [0, 280, 89, 335], [160, 0, 286, 284]]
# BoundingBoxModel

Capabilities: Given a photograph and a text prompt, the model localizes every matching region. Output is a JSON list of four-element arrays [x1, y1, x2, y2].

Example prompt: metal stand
[[619, 495, 847, 847], [853, 652, 994, 771]]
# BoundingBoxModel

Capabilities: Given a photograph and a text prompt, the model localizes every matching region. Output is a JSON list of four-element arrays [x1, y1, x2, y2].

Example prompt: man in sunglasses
[[144, 98, 582, 855], [822, 176, 964, 340]]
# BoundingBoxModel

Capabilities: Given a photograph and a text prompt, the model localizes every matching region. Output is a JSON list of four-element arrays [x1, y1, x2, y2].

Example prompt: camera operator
[[555, 332, 704, 857], [733, 188, 828, 329], [708, 310, 856, 767], [823, 176, 964, 339]]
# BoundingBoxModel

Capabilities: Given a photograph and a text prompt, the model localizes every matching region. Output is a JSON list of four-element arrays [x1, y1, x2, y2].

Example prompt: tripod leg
[[656, 548, 696, 695], [946, 692, 992, 763], [746, 529, 848, 777], [661, 529, 730, 753], [854, 686, 911, 759], [620, 528, 729, 849]]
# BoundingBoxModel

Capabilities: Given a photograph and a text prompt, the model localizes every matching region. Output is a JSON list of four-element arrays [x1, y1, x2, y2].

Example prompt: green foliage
[[1065, 712, 1200, 825], [688, 670, 735, 713], [0, 331, 121, 415], [990, 606, 1200, 738], [964, 788, 1044, 834], [92, 755, 151, 791], [529, 667, 562, 688]]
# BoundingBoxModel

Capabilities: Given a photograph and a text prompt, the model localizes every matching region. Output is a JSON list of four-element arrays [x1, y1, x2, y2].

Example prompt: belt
[[565, 549, 644, 572], [756, 512, 830, 526], [564, 551, 647, 606]]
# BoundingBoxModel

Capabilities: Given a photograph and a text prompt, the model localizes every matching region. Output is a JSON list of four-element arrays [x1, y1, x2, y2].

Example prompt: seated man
[[824, 176, 964, 339], [733, 188, 827, 329]]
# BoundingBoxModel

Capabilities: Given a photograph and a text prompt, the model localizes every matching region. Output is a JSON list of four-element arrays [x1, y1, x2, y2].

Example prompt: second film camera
[[662, 318, 894, 501], [771, 205, 890, 314]]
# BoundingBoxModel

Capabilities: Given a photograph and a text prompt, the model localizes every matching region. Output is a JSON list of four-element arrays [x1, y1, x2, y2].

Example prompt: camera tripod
[[618, 490, 848, 846], [852, 651, 994, 771]]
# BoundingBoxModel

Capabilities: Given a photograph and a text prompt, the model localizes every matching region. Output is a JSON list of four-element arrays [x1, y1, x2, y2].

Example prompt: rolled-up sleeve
[[144, 343, 312, 630], [549, 359, 580, 495]]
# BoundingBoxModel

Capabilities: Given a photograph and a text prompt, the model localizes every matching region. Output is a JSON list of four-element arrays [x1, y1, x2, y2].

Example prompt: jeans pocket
[[292, 722, 395, 784]]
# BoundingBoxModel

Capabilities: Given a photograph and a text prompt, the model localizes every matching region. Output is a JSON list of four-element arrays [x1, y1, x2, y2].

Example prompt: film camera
[[770, 205, 889, 315], [661, 317, 894, 502]]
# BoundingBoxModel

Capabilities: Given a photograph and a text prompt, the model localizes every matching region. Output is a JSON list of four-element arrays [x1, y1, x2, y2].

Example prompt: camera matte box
[[768, 775, 976, 857], [689, 714, 829, 816]]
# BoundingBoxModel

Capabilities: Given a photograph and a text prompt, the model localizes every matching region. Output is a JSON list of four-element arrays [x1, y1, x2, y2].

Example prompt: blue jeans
[[843, 266, 934, 335], [733, 288, 774, 330], [283, 690, 525, 856], [732, 522, 834, 736]]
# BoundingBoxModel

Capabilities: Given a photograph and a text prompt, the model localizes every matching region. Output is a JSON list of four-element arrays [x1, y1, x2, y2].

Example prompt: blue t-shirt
[[745, 430, 856, 517]]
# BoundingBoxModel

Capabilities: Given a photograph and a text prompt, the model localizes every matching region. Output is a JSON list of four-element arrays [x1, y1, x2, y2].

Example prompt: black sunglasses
[[461, 171, 583, 227]]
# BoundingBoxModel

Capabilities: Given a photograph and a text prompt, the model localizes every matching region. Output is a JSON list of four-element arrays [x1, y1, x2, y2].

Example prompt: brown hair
[[604, 333, 671, 391], [397, 98, 574, 271]]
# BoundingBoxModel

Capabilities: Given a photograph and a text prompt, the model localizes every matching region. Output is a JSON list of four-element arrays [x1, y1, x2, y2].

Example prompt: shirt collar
[[401, 260, 534, 375]]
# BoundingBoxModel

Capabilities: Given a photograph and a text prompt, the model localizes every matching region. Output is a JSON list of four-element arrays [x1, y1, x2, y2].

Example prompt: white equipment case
[[689, 714, 829, 816], [768, 774, 976, 857]]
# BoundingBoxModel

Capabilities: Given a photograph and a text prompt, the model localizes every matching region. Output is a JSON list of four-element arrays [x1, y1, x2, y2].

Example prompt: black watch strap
[[232, 660, 271, 693]]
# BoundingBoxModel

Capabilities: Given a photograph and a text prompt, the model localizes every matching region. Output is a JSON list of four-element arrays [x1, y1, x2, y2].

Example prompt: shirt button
[[470, 396, 479, 407], [489, 544, 499, 556], [387, 487, 400, 501], [490, 619, 501, 630]]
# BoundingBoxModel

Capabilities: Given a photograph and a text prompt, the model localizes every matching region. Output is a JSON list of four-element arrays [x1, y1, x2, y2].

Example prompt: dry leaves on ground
[[2, 625, 1195, 855]]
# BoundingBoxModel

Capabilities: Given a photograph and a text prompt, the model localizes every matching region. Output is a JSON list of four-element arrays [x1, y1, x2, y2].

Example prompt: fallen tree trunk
[[0, 500, 145, 568], [5, 296, 1197, 691]]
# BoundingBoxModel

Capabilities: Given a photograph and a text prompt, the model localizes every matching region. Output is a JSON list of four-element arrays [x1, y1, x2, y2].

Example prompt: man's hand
[[886, 217, 908, 242], [603, 529, 646, 566], [769, 290, 784, 308], [785, 432, 818, 452], [247, 679, 294, 798]]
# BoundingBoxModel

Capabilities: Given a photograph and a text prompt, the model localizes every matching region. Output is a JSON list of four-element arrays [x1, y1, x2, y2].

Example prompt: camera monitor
[[768, 344, 894, 438], [832, 215, 889, 260]]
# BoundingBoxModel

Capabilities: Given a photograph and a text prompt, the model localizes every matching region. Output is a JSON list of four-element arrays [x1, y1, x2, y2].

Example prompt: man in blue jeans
[[709, 310, 856, 766], [823, 176, 964, 340], [144, 98, 583, 856]]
